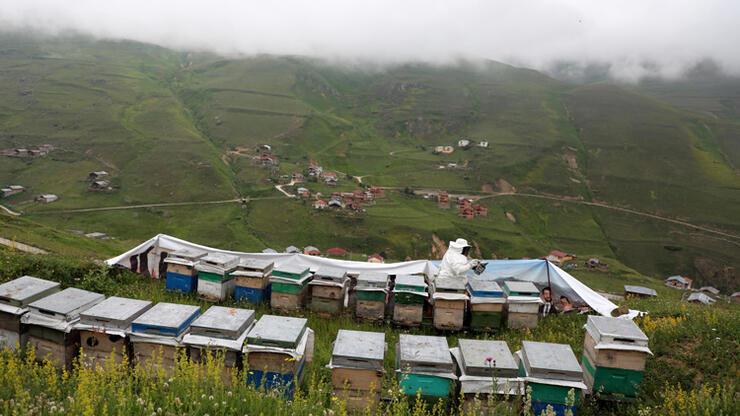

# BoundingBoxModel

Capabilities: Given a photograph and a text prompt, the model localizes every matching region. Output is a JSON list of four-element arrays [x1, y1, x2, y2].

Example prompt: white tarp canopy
[[106, 234, 639, 318]]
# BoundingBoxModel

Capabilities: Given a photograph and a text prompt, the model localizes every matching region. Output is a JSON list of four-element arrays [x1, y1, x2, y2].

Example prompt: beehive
[[331, 330, 385, 411], [397, 334, 455, 398], [164, 248, 207, 293], [195, 253, 239, 301], [77, 296, 153, 367], [503, 281, 541, 329], [245, 315, 311, 398], [393, 275, 427, 327], [309, 267, 348, 315], [0, 276, 60, 350], [233, 258, 274, 304], [23, 288, 105, 368], [129, 303, 200, 371], [581, 316, 651, 398], [183, 306, 256, 382], [467, 279, 506, 331], [354, 273, 389, 321], [432, 278, 468, 330], [518, 341, 586, 416], [458, 339, 518, 378]]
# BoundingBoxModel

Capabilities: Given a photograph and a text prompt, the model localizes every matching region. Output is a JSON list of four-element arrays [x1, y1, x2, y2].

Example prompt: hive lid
[[586, 315, 649, 348], [131, 303, 201, 337], [458, 339, 518, 377], [398, 334, 453, 372], [237, 258, 274, 272], [315, 267, 347, 282], [356, 272, 389, 288], [188, 306, 255, 339], [502, 281, 539, 297], [272, 263, 311, 278], [332, 330, 385, 369], [521, 341, 582, 381], [466, 279, 504, 297], [247, 315, 307, 348], [396, 274, 427, 288], [435, 278, 467, 293], [170, 248, 208, 261], [0, 276, 61, 308], [79, 296, 153, 329], [200, 252, 239, 268], [27, 287, 105, 321]]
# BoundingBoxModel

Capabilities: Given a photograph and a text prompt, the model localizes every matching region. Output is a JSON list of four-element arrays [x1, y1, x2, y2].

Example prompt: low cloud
[[1, 0, 738, 80]]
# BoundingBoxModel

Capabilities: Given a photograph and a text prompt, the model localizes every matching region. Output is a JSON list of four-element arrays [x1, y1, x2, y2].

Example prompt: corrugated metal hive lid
[[0, 276, 61, 308]]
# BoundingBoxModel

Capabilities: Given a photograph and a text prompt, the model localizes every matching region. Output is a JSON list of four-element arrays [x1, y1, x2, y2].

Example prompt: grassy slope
[[0, 35, 738, 291]]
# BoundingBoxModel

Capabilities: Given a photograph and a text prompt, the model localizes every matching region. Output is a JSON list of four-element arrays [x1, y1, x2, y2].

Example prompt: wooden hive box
[[232, 258, 274, 291], [354, 272, 389, 321], [331, 330, 384, 395], [433, 278, 468, 330], [77, 296, 153, 367], [397, 335, 454, 398], [24, 288, 105, 368], [503, 281, 541, 329], [581, 316, 651, 397], [129, 303, 200, 371], [183, 306, 255, 382], [393, 275, 427, 326], [271, 263, 310, 280], [355, 299, 385, 321], [0, 276, 61, 350], [245, 316, 311, 399], [467, 279, 506, 331], [165, 248, 207, 293]]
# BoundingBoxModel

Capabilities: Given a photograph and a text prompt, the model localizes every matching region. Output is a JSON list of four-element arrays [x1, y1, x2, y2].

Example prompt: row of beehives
[[331, 312, 652, 415], [163, 248, 545, 331], [1, 275, 651, 412], [0, 275, 314, 396]]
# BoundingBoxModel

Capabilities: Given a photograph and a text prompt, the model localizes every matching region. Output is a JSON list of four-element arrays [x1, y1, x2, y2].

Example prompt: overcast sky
[[1, 0, 737, 80]]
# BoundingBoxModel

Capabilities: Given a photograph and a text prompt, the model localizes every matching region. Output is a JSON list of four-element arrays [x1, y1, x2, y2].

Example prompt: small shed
[[624, 285, 657, 298], [686, 292, 716, 305], [698, 286, 720, 296], [35, 194, 58, 203], [665, 275, 692, 290]]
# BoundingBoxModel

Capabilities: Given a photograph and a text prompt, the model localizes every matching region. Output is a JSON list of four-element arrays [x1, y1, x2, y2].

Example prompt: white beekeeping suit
[[437, 238, 479, 281]]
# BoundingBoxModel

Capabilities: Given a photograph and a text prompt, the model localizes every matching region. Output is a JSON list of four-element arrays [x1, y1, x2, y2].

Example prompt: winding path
[[0, 204, 21, 216]]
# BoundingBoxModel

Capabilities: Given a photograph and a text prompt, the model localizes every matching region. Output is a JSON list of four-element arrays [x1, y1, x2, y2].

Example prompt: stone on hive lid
[[521, 341, 582, 382], [356, 272, 389, 289], [315, 267, 348, 283], [503, 281, 539, 297], [188, 306, 255, 339], [398, 334, 453, 373], [467, 279, 504, 298], [130, 303, 201, 337], [332, 329, 385, 370], [28, 288, 105, 322], [458, 339, 518, 378], [79, 296, 153, 330], [586, 315, 649, 348], [0, 276, 61, 309], [247, 315, 307, 349]]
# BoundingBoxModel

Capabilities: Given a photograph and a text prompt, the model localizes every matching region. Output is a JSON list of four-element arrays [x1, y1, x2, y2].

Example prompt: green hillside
[[0, 35, 738, 291]]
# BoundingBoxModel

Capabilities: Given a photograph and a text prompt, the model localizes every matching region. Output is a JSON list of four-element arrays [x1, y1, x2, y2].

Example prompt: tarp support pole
[[545, 259, 551, 290]]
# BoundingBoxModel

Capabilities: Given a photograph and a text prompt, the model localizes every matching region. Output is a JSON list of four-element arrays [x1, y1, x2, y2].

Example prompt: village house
[[624, 285, 657, 299], [258, 144, 272, 153], [433, 145, 455, 155], [585, 257, 609, 270], [457, 139, 471, 148], [665, 275, 692, 290], [731, 292, 740, 303], [256, 154, 278, 167], [367, 253, 384, 263], [284, 246, 301, 254], [473, 204, 488, 217], [35, 194, 58, 204], [89, 180, 112, 192], [307, 161, 323, 178], [369, 186, 385, 198], [546, 250, 575, 266], [292, 172, 305, 183], [87, 171, 108, 181], [328, 199, 344, 208], [459, 206, 475, 220], [478, 140, 489, 148], [313, 199, 328, 210], [325, 247, 348, 257], [686, 292, 715, 305], [303, 246, 321, 256], [296, 187, 310, 198], [1, 185, 25, 198], [437, 191, 450, 208], [346, 201, 363, 212], [84, 232, 108, 240], [698, 286, 720, 296]]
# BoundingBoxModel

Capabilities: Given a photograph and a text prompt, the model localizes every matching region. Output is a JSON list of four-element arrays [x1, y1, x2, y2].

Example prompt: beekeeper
[[437, 238, 480, 280]]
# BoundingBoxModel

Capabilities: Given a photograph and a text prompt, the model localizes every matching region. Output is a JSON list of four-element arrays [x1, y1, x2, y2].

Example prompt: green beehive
[[355, 290, 386, 302], [271, 264, 310, 280], [469, 311, 503, 330], [581, 354, 644, 397], [397, 335, 455, 398]]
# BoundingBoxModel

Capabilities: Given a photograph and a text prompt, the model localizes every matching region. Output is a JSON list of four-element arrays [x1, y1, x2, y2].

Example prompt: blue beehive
[[164, 249, 207, 294], [466, 279, 504, 298], [130, 303, 201, 337], [235, 284, 272, 304]]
